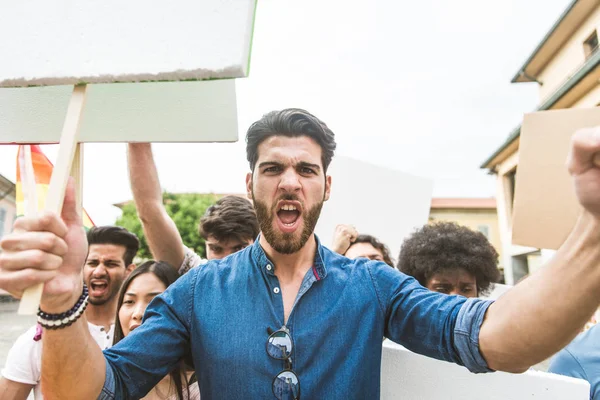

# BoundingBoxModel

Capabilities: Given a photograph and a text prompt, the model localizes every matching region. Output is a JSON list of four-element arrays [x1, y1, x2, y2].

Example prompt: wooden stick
[[71, 143, 84, 215], [18, 84, 88, 315]]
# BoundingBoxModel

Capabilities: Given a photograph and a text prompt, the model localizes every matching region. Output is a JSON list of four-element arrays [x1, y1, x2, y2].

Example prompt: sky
[[0, 0, 573, 225]]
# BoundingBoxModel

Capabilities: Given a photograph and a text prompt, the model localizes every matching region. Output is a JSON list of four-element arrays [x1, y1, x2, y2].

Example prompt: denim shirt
[[100, 236, 493, 399]]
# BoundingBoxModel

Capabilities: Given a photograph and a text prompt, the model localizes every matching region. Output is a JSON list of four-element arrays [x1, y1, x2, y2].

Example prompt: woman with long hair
[[113, 260, 199, 400]]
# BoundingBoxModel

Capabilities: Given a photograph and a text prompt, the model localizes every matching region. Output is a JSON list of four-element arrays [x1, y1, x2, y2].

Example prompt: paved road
[[0, 298, 36, 368]]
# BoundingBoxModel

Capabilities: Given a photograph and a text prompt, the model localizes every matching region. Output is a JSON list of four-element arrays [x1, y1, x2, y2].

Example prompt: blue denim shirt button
[[273, 287, 280, 294], [266, 264, 272, 271]]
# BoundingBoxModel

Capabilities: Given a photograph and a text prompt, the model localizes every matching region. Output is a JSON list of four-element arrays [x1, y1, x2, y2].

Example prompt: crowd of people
[[0, 108, 599, 399]]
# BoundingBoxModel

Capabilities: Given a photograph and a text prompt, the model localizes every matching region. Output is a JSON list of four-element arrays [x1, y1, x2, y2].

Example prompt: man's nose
[[278, 169, 301, 192], [92, 263, 107, 277]]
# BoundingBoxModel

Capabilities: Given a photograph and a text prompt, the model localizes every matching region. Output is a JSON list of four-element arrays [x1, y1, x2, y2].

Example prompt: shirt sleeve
[[178, 246, 207, 276], [99, 267, 198, 399], [1, 325, 41, 385], [548, 347, 588, 381], [369, 261, 493, 373]]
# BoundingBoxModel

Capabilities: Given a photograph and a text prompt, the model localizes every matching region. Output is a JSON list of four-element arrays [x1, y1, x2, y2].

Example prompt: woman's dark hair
[[246, 108, 337, 173], [113, 260, 190, 400], [397, 222, 500, 296], [347, 234, 394, 267]]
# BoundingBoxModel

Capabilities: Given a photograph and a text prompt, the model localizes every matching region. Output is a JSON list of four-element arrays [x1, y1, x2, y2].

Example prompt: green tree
[[115, 192, 220, 262]]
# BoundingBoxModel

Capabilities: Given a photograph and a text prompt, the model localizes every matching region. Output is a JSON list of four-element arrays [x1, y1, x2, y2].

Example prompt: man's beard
[[253, 194, 324, 254]]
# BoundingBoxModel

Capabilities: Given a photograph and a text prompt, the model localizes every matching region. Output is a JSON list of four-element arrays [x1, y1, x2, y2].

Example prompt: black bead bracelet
[[37, 284, 89, 330]]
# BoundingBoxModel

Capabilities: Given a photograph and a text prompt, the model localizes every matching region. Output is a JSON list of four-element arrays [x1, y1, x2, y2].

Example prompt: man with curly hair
[[397, 221, 500, 297]]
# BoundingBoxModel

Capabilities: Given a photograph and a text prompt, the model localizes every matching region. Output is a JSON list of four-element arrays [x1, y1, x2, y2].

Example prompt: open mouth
[[90, 280, 109, 297], [276, 202, 302, 231]]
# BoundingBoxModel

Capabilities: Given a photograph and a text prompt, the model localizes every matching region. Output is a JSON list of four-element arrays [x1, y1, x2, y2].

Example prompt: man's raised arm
[[127, 143, 186, 269], [0, 181, 188, 399], [478, 128, 600, 373], [0, 181, 106, 398]]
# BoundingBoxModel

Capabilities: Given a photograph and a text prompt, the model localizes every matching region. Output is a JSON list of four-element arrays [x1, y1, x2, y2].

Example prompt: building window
[[584, 30, 599, 59], [477, 224, 490, 239], [507, 168, 517, 208], [0, 208, 5, 240]]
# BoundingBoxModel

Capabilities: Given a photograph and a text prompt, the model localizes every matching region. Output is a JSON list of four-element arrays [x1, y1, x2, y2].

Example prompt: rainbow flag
[[16, 145, 95, 229]]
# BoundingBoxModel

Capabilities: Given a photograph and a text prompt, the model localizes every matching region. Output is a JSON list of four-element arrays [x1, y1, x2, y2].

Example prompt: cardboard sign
[[512, 108, 600, 249]]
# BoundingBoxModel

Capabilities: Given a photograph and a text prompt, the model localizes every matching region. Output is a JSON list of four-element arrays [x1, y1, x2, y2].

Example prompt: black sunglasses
[[266, 326, 301, 400]]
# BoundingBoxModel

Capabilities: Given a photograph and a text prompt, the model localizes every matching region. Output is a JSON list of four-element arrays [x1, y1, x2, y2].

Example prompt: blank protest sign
[[381, 341, 589, 400], [511, 108, 600, 249], [315, 156, 433, 259], [0, 1, 258, 87], [0, 80, 239, 143]]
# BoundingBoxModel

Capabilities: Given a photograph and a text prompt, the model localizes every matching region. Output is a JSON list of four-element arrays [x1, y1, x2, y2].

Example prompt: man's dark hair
[[199, 196, 260, 242], [347, 234, 394, 267], [87, 226, 140, 266], [246, 108, 337, 172], [397, 221, 500, 296]]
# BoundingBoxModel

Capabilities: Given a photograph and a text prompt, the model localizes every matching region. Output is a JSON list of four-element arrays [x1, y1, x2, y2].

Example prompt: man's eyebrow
[[297, 161, 321, 171], [257, 161, 283, 169]]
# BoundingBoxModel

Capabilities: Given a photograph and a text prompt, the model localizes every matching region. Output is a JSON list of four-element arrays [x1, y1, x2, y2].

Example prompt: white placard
[[381, 341, 589, 400], [315, 156, 433, 261], [0, 80, 238, 143], [0, 0, 257, 86]]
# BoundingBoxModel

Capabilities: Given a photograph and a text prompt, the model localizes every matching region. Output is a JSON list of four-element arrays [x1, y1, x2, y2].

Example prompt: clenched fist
[[0, 180, 88, 313], [331, 224, 359, 255]]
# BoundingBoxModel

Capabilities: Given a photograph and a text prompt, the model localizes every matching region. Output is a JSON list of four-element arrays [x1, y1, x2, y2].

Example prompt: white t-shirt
[[178, 247, 208, 275], [1, 322, 114, 400]]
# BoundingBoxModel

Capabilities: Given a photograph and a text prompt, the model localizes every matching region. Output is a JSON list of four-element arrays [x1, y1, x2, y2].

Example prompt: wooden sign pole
[[18, 84, 88, 315]]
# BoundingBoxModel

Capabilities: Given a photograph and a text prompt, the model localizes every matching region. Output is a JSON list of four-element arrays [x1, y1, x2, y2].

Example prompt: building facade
[[482, 0, 600, 284], [0, 174, 16, 244], [0, 174, 16, 297]]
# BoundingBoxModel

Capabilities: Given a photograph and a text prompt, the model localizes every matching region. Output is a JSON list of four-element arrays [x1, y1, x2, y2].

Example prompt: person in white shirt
[[0, 226, 139, 400]]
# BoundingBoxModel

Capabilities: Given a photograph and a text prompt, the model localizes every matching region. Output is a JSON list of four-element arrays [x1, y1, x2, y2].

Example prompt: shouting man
[[2, 109, 600, 399]]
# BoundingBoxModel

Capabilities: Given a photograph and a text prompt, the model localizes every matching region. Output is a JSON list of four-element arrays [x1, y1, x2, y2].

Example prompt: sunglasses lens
[[267, 330, 293, 360], [272, 370, 300, 400]]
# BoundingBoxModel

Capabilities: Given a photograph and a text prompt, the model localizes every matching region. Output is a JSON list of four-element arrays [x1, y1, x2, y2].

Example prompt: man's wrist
[[40, 279, 84, 314], [576, 210, 600, 244], [38, 284, 89, 330]]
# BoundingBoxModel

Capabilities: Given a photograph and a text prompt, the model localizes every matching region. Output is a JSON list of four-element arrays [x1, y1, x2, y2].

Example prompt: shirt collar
[[251, 233, 328, 280]]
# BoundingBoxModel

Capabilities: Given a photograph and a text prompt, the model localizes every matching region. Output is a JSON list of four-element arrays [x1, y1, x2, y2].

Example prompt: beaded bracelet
[[37, 284, 89, 330]]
